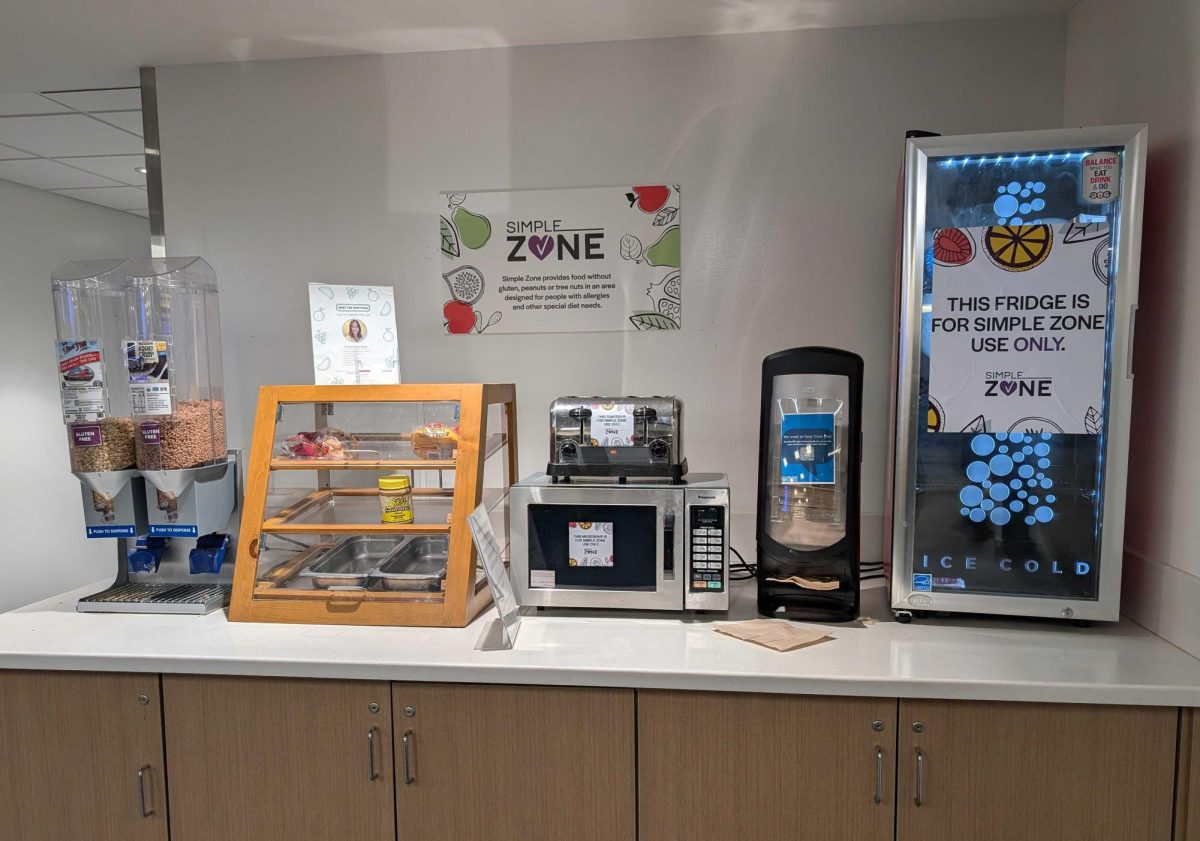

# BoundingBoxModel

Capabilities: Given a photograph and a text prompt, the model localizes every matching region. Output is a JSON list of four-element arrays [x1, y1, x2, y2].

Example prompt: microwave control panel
[[686, 493, 729, 610]]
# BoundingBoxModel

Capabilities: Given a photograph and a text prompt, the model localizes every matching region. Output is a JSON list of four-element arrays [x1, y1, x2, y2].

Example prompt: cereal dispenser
[[52, 259, 147, 537], [125, 257, 235, 537]]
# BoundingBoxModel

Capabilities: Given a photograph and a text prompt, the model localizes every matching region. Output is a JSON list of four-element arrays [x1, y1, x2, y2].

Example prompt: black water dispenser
[[756, 347, 863, 621]]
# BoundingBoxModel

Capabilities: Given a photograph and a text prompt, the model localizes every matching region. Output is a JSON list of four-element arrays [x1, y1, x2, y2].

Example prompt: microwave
[[509, 473, 730, 611]]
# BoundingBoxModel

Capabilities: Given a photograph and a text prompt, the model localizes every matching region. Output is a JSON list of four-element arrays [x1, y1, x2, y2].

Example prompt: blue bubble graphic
[[982, 480, 992, 489], [971, 434, 996, 456], [1034, 506, 1054, 523], [1018, 490, 1028, 499], [1041, 432, 1052, 440], [1010, 217, 1024, 225], [1032, 198, 1046, 211], [1045, 494, 1056, 503], [1009, 500, 1024, 512], [989, 454, 1014, 477], [1010, 479, 1022, 489], [961, 507, 970, 516], [1038, 457, 1050, 469], [966, 461, 990, 483], [1020, 203, 1032, 214], [994, 195, 1019, 218], [960, 486, 985, 507], [996, 433, 1008, 441], [1027, 479, 1038, 488], [982, 499, 995, 511], [1034, 442, 1050, 457], [1029, 496, 1039, 505], [1040, 478, 1053, 489], [989, 483, 1010, 502], [1019, 465, 1035, 479], [1025, 516, 1036, 525], [970, 508, 987, 523], [990, 508, 1011, 526], [1013, 451, 1025, 462], [1007, 181, 1021, 193], [1033, 182, 1045, 193], [999, 445, 1009, 454]]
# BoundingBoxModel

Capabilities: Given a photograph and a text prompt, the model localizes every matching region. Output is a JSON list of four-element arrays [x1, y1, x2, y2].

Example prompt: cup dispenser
[[756, 347, 863, 622]]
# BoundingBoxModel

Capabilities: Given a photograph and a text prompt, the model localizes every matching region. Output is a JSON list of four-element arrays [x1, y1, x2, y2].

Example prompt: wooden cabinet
[[638, 690, 896, 841], [392, 683, 636, 841], [0, 670, 167, 841], [896, 699, 1177, 841], [162, 675, 394, 841]]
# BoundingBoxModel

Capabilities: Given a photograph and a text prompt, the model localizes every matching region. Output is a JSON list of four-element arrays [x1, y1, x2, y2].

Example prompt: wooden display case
[[230, 384, 516, 627]]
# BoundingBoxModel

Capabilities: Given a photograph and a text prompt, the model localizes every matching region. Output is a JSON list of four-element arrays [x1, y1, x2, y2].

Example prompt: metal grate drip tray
[[76, 583, 230, 615]]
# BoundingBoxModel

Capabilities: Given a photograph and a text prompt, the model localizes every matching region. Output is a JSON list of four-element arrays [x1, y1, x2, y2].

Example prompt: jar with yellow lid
[[378, 474, 414, 523]]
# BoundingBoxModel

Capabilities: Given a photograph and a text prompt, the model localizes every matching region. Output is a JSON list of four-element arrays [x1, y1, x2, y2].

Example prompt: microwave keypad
[[690, 505, 725, 591]]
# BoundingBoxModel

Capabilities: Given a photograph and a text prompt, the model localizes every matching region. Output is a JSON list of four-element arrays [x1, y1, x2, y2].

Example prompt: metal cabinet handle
[[401, 730, 415, 785], [874, 746, 884, 804], [137, 765, 154, 817], [914, 747, 925, 806], [367, 726, 381, 781]]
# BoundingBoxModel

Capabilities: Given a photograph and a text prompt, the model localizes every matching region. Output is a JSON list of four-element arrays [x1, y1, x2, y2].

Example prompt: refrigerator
[[885, 125, 1147, 622]]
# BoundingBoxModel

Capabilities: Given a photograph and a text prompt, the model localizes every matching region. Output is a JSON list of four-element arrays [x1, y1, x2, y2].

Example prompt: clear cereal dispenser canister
[[125, 258, 227, 498], [51, 259, 136, 524]]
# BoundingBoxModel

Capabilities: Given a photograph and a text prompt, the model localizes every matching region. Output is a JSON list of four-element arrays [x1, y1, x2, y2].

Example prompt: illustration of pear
[[443, 265, 485, 305], [644, 226, 680, 268], [453, 206, 491, 249]]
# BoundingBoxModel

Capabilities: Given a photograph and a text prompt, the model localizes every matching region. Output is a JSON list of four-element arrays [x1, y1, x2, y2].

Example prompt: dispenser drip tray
[[76, 583, 230, 614]]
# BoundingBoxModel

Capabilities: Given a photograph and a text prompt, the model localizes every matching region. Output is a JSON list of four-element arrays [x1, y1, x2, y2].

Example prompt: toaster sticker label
[[568, 521, 615, 567], [591, 403, 635, 446], [780, 413, 836, 484]]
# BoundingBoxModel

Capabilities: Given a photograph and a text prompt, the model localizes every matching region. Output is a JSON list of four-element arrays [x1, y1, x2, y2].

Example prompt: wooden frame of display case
[[230, 383, 517, 627]]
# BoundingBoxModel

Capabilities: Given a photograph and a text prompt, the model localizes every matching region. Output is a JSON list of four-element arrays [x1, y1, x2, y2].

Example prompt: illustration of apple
[[626, 185, 670, 214], [443, 300, 475, 334]]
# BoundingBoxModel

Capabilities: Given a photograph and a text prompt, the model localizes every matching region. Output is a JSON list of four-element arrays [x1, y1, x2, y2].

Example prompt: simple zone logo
[[506, 219, 604, 262], [984, 371, 1053, 397]]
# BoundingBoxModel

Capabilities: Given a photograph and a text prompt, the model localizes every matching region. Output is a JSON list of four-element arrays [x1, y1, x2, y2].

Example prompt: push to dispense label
[[149, 524, 199, 538], [86, 524, 136, 538]]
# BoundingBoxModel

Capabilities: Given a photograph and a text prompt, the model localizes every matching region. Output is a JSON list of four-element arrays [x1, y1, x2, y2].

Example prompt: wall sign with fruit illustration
[[307, 284, 399, 384], [438, 185, 683, 333]]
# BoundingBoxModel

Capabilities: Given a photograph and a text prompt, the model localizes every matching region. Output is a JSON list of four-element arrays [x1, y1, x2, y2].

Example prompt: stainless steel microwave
[[509, 473, 730, 611]]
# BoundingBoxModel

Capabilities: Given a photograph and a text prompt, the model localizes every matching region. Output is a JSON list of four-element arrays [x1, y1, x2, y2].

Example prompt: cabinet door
[[897, 699, 1177, 841], [638, 690, 896, 841], [393, 683, 635, 841], [0, 670, 167, 841], [1179, 709, 1200, 841], [163, 675, 393, 841]]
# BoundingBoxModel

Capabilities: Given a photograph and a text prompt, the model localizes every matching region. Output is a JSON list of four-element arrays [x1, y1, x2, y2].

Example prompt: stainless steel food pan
[[300, 536, 406, 589], [372, 536, 449, 592]]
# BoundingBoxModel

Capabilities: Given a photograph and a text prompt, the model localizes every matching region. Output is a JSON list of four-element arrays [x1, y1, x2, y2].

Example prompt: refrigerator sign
[[1081, 153, 1120, 204]]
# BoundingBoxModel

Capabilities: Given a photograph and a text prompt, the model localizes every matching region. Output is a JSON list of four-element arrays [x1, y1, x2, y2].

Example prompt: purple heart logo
[[528, 235, 553, 260], [999, 381, 1018, 396]]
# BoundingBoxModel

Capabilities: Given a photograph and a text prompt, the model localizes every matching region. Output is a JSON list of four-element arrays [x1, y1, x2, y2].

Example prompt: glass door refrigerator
[[885, 125, 1147, 622]]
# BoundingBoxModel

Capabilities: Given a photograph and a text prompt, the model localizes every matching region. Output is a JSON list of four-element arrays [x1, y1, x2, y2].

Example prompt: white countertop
[[2, 581, 1199, 706]]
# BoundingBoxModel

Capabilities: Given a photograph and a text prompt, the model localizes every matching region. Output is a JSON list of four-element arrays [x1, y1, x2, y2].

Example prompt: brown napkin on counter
[[714, 619, 831, 652]]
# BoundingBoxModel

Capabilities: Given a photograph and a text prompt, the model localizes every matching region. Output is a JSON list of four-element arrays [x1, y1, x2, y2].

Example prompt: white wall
[[158, 20, 1066, 556], [0, 181, 148, 611], [1065, 0, 1200, 655]]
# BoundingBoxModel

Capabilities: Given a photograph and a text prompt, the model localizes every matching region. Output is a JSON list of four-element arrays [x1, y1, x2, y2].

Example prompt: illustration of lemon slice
[[984, 225, 1053, 272]]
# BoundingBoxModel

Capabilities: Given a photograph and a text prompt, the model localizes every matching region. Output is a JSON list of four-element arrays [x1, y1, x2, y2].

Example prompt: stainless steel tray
[[372, 535, 448, 592], [300, 536, 407, 589]]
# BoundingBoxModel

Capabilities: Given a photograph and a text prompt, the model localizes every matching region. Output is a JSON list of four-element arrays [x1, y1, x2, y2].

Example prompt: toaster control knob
[[648, 439, 670, 460], [559, 440, 579, 460]]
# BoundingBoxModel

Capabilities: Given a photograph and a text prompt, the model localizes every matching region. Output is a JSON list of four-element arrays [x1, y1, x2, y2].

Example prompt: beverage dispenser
[[756, 347, 864, 622], [52, 259, 146, 537]]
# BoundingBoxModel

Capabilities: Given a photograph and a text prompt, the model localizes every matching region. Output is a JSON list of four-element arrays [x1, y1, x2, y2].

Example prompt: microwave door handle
[[663, 514, 675, 578]]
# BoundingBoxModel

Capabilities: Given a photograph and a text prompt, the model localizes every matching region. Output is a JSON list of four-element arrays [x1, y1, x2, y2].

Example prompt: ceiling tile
[[0, 158, 122, 190], [57, 154, 145, 185], [43, 88, 141, 112], [0, 114, 143, 157], [52, 185, 147, 211], [0, 143, 34, 160], [0, 93, 69, 116], [91, 110, 143, 136]]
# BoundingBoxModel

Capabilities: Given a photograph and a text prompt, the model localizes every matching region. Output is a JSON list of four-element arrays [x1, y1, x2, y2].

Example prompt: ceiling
[[0, 89, 148, 217], [2, 0, 1076, 92]]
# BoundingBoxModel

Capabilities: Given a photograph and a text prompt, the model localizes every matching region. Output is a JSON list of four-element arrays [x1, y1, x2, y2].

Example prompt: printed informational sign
[[438, 185, 682, 334], [928, 223, 1109, 435], [590, 403, 634, 446], [468, 503, 522, 650], [1081, 153, 1120, 204], [780, 413, 836, 484], [57, 339, 107, 423], [567, 521, 614, 567], [125, 339, 172, 416], [309, 284, 400, 385]]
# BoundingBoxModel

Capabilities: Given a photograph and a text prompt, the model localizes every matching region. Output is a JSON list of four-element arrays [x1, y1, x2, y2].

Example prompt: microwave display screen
[[528, 504, 656, 591]]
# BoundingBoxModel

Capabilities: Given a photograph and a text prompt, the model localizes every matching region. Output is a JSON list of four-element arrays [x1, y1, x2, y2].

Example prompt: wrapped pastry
[[411, 423, 458, 460]]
